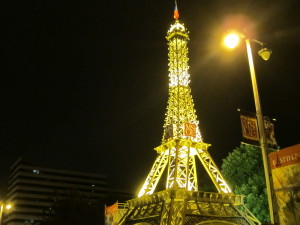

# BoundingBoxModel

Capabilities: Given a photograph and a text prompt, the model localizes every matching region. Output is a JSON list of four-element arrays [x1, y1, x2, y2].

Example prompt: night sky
[[1, 0, 299, 197]]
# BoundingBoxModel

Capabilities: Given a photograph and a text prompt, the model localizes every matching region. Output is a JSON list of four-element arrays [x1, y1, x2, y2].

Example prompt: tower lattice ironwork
[[117, 10, 261, 225]]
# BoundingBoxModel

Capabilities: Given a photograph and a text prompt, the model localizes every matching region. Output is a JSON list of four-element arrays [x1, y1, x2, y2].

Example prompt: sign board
[[269, 144, 300, 225]]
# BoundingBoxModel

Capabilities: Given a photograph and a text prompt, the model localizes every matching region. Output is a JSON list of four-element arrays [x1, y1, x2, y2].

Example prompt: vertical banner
[[239, 111, 259, 145], [269, 144, 300, 225], [239, 110, 278, 148], [264, 116, 278, 149]]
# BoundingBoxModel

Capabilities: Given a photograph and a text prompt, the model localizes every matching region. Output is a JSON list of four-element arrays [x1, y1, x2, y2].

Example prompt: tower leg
[[138, 151, 169, 197], [196, 148, 232, 193]]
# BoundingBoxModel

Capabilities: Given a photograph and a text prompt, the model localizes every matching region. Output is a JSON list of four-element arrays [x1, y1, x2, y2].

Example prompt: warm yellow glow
[[5, 204, 12, 210], [224, 33, 239, 48]]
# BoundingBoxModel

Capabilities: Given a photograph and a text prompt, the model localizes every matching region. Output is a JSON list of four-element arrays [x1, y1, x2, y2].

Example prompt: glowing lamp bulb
[[224, 33, 239, 48]]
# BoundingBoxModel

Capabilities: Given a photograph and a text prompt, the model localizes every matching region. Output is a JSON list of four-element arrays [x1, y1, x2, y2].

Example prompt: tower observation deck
[[115, 9, 261, 225]]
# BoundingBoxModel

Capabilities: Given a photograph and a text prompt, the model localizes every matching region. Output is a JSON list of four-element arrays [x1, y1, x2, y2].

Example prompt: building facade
[[3, 158, 130, 225]]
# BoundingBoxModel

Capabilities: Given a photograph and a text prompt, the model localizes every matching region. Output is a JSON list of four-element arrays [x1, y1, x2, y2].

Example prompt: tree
[[221, 144, 270, 223], [39, 190, 104, 225]]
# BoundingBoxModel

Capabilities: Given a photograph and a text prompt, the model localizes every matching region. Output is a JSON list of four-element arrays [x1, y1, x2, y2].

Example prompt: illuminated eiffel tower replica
[[118, 7, 260, 225]]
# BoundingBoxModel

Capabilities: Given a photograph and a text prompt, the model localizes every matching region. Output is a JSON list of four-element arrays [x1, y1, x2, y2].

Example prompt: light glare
[[224, 33, 239, 48]]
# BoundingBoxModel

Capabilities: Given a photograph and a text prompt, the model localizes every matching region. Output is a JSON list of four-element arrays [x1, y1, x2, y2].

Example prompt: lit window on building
[[33, 170, 40, 174]]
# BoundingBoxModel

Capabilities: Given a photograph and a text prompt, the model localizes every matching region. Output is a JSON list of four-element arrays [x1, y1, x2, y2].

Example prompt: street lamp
[[0, 202, 12, 225], [224, 31, 274, 224]]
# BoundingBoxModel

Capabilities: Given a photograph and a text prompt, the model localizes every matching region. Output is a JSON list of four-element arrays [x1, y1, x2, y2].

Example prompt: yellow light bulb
[[224, 33, 239, 48]]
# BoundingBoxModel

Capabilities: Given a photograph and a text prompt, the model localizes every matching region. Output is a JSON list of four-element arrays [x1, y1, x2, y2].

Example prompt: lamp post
[[224, 32, 275, 224], [0, 202, 12, 225], [0, 204, 2, 225]]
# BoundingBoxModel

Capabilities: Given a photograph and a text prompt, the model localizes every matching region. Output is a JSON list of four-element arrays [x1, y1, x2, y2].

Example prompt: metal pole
[[0, 203, 3, 225], [245, 38, 275, 224]]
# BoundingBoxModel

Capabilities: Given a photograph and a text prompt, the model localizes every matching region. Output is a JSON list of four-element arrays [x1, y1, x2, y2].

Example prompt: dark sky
[[1, 0, 299, 197]]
